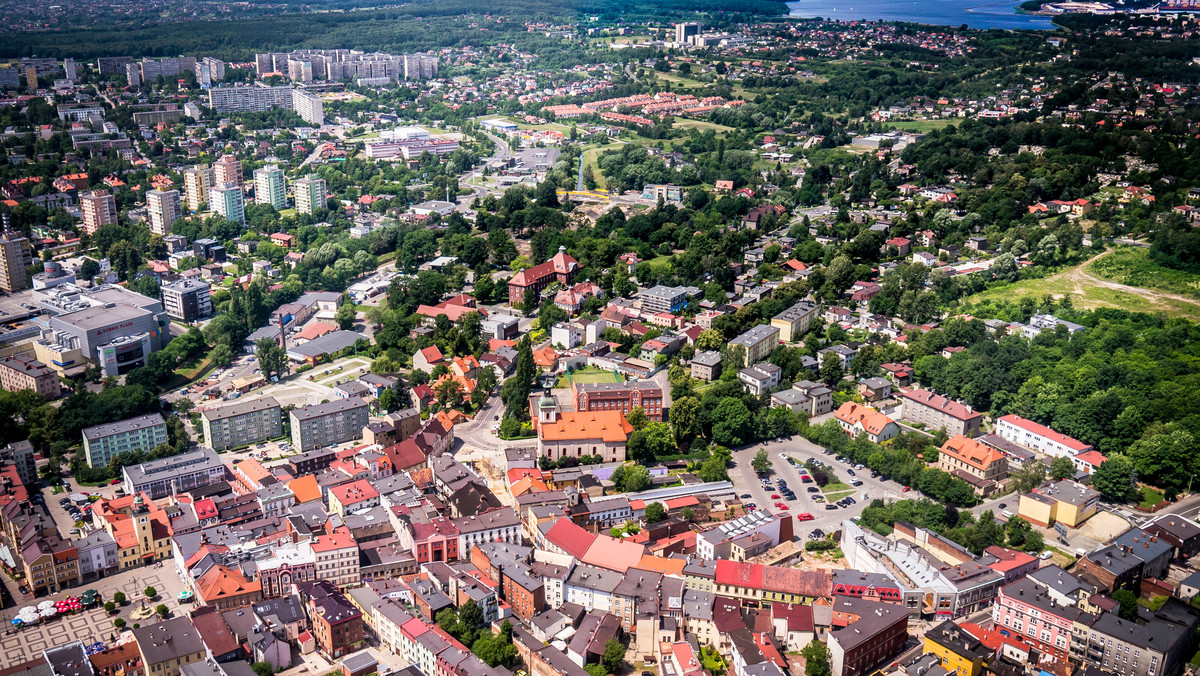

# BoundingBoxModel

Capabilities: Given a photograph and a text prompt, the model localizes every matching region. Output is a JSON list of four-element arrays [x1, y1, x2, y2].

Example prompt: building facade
[[80, 190, 118, 234], [254, 165, 287, 209], [210, 183, 245, 224], [201, 396, 283, 451], [161, 278, 213, 322], [145, 189, 181, 236], [82, 413, 168, 468], [289, 399, 370, 452], [294, 175, 326, 215], [0, 354, 61, 399]]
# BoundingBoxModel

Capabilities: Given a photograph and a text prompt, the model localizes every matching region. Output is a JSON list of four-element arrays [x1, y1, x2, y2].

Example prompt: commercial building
[[729, 324, 780, 367], [145, 189, 181, 236], [294, 174, 326, 214], [82, 413, 168, 468], [210, 183, 245, 224], [1017, 480, 1100, 528], [289, 398, 370, 452], [571, 380, 664, 421], [923, 620, 992, 676], [122, 446, 226, 498], [41, 283, 171, 376], [535, 396, 632, 464], [161, 278, 212, 323], [201, 396, 283, 451], [183, 165, 212, 211], [771, 301, 818, 342], [80, 190, 118, 234], [675, 22, 702, 43], [0, 354, 61, 399], [1079, 602, 1199, 676], [213, 154, 242, 188], [508, 247, 579, 307], [898, 389, 984, 437], [254, 165, 287, 209], [992, 578, 1090, 661], [994, 414, 1093, 458], [639, 285, 689, 314], [0, 232, 30, 292], [297, 580, 364, 659]]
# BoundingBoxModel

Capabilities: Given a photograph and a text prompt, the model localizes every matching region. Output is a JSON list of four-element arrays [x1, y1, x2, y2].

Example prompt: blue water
[[786, 0, 1056, 29]]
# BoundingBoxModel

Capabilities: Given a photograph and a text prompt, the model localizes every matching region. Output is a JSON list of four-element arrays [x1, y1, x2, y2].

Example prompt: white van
[[1001, 510, 1015, 519]]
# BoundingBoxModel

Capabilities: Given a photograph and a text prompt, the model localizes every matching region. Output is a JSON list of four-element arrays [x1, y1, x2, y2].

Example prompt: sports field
[[555, 367, 622, 388]]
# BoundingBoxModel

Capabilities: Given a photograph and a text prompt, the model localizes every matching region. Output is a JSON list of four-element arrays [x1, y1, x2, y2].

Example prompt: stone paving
[[0, 569, 187, 666]]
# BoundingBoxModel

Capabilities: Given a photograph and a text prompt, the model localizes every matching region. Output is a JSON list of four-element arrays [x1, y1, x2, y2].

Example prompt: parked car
[[796, 513, 814, 522], [846, 469, 856, 476], [807, 486, 820, 493], [825, 503, 838, 510]]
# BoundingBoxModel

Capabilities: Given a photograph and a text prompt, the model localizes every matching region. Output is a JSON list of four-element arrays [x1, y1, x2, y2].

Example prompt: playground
[[555, 366, 622, 388]]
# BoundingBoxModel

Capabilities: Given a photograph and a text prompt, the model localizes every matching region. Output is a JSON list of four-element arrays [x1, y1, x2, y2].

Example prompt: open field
[[673, 118, 734, 133], [965, 251, 1200, 320], [1086, 246, 1200, 301], [885, 119, 958, 133]]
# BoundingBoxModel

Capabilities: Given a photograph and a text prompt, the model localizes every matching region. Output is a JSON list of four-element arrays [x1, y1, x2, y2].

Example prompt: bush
[[156, 604, 169, 618], [113, 592, 126, 604], [805, 538, 837, 552], [144, 586, 157, 599], [113, 619, 126, 629], [104, 601, 116, 614]]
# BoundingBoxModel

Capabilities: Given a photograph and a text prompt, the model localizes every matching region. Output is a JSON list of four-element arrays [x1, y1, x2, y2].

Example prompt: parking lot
[[730, 436, 913, 541]]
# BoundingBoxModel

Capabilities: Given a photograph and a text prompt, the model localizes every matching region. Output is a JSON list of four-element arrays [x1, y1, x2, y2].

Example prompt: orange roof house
[[533, 345, 559, 370], [938, 435, 1009, 494], [195, 564, 263, 609], [287, 475, 322, 504], [832, 402, 899, 443]]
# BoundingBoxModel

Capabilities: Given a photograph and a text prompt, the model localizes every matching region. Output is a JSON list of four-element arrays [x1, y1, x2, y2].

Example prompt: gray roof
[[774, 301, 817, 322], [828, 598, 908, 651], [287, 330, 361, 358], [132, 617, 205, 665], [692, 350, 722, 367], [82, 413, 166, 441], [1112, 529, 1174, 563], [163, 278, 211, 293], [123, 447, 223, 485], [1038, 480, 1099, 506], [683, 589, 714, 621], [201, 397, 280, 422], [290, 398, 369, 421], [566, 563, 624, 593], [57, 302, 152, 331], [1027, 565, 1095, 597], [771, 389, 810, 406], [730, 323, 778, 348]]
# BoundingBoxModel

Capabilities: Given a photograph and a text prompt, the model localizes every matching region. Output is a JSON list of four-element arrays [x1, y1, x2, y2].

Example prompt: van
[[1075, 548, 1089, 557], [1001, 510, 1015, 519]]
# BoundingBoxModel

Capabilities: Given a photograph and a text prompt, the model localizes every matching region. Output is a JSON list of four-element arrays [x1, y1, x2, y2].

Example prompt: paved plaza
[[0, 567, 188, 666]]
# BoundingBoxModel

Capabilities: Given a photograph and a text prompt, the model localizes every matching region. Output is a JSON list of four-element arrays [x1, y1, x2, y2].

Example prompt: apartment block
[[995, 414, 1093, 458], [80, 190, 118, 234], [0, 232, 30, 292], [212, 154, 242, 187], [898, 389, 983, 437], [294, 175, 326, 214], [183, 166, 212, 211], [771, 300, 817, 342], [729, 323, 780, 367], [145, 188, 181, 236], [254, 165, 287, 209], [210, 183, 245, 224], [0, 354, 61, 399], [202, 396, 283, 451], [122, 446, 226, 498], [290, 399, 370, 452], [82, 413, 168, 468]]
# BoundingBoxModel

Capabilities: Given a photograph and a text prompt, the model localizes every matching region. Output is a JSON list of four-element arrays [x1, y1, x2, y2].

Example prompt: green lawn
[[645, 256, 674, 273], [823, 481, 853, 495], [1139, 486, 1166, 511], [886, 119, 959, 133], [556, 367, 622, 388]]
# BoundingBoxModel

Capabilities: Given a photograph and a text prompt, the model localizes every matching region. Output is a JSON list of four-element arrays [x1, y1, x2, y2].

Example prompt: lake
[[786, 0, 1057, 30]]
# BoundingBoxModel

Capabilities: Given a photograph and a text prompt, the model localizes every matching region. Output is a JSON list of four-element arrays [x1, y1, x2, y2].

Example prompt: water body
[[786, 0, 1057, 30]]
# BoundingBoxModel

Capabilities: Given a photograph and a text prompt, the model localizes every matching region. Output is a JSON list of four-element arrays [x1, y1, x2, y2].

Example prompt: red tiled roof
[[900, 389, 982, 422], [545, 519, 596, 560]]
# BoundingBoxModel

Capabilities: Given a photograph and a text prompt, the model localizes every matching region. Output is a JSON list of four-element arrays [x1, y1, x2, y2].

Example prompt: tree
[[625, 406, 649, 431], [113, 592, 126, 604], [104, 601, 116, 614], [696, 329, 724, 351], [335, 302, 357, 330], [602, 638, 625, 674], [251, 662, 275, 676], [1092, 455, 1138, 502], [752, 448, 771, 473], [1009, 461, 1047, 494], [1113, 589, 1139, 621], [156, 604, 169, 618], [255, 338, 288, 381], [711, 398, 753, 447], [620, 464, 651, 492], [113, 618, 126, 629], [802, 640, 831, 676], [628, 422, 674, 464], [209, 343, 233, 369], [144, 586, 157, 599], [819, 352, 843, 388], [1049, 456, 1076, 481], [645, 502, 667, 522], [671, 396, 701, 442]]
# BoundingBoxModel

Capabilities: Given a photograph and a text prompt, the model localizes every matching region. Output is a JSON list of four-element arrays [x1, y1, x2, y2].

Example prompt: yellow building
[[771, 301, 817, 343], [1016, 480, 1100, 528], [923, 621, 990, 676], [97, 493, 174, 569]]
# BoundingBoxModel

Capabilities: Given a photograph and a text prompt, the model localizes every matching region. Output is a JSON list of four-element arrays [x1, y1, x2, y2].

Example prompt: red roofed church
[[508, 246, 579, 307]]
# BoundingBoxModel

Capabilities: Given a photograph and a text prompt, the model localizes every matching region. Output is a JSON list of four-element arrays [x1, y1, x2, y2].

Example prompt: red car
[[110, 479, 121, 485], [771, 494, 780, 499], [902, 486, 911, 492], [797, 513, 814, 521], [775, 503, 789, 510]]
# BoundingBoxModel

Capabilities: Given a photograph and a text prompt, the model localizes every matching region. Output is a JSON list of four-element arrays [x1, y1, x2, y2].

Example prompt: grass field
[[652, 72, 707, 89], [1087, 246, 1200, 301], [646, 256, 674, 273], [965, 252, 1200, 320], [1139, 486, 1166, 511], [886, 119, 958, 133], [556, 367, 622, 388], [673, 118, 735, 133], [582, 143, 624, 190]]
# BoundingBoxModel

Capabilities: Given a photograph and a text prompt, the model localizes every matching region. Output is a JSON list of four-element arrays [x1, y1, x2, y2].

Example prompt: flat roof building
[[122, 446, 226, 499], [289, 399, 370, 452], [201, 396, 283, 452], [82, 413, 168, 469]]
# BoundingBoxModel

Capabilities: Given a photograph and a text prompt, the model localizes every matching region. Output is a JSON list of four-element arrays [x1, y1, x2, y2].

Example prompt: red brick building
[[571, 380, 665, 422], [297, 580, 363, 660], [507, 247, 579, 307]]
